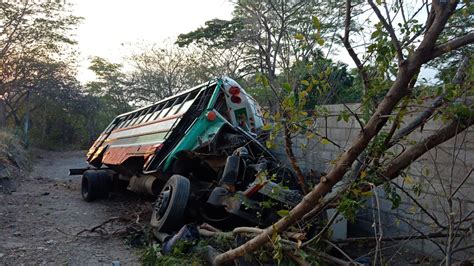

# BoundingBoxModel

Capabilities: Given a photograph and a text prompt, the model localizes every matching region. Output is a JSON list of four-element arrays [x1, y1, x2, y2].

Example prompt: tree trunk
[[213, 59, 418, 265], [212, 1, 464, 264], [0, 98, 6, 127]]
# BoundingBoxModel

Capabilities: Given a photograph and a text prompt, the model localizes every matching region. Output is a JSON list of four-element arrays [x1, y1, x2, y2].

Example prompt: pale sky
[[70, 1, 437, 84], [70, 0, 234, 83]]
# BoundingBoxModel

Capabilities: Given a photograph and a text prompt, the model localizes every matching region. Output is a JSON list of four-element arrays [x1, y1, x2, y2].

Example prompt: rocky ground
[[0, 150, 148, 265], [0, 149, 456, 265]]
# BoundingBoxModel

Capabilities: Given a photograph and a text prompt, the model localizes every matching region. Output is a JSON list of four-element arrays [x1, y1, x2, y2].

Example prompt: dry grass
[[0, 130, 30, 172]]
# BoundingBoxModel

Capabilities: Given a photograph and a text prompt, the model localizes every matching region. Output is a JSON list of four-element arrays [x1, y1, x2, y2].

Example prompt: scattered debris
[[162, 224, 200, 254], [45, 240, 56, 245], [0, 164, 8, 179]]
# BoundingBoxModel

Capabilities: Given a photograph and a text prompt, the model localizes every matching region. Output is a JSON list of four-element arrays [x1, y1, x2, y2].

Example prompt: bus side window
[[116, 115, 129, 129], [130, 109, 146, 126], [123, 112, 139, 128], [145, 104, 162, 123]]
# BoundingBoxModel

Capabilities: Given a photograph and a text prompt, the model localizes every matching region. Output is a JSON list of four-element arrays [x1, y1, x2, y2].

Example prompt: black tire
[[81, 170, 111, 202], [150, 175, 190, 234]]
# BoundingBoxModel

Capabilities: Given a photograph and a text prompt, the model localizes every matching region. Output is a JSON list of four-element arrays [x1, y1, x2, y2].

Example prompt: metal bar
[[206, 79, 222, 110], [116, 115, 130, 129], [151, 101, 171, 121], [69, 168, 88, 175], [123, 112, 140, 128], [144, 104, 162, 123], [135, 105, 154, 125], [130, 109, 147, 126], [163, 117, 181, 140], [173, 92, 191, 115], [161, 97, 180, 118]]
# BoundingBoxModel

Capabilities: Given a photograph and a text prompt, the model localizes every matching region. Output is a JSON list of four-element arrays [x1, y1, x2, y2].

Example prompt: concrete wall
[[272, 103, 474, 260]]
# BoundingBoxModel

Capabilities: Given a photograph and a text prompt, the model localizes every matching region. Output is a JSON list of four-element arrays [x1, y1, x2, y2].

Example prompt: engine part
[[220, 155, 240, 186], [127, 175, 161, 195], [207, 186, 230, 206]]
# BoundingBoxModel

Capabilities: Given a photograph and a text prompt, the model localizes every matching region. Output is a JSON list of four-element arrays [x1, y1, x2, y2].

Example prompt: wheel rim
[[152, 185, 172, 222]]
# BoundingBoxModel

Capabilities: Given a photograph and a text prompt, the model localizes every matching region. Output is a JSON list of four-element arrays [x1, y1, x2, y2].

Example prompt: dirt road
[[0, 150, 143, 265]]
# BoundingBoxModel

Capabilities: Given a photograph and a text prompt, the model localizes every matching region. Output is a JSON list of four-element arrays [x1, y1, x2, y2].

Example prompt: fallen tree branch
[[382, 116, 474, 180], [212, 2, 466, 263], [284, 121, 309, 194], [323, 240, 355, 263], [75, 217, 120, 236], [198, 225, 305, 243], [388, 54, 470, 146], [427, 32, 474, 62], [302, 210, 339, 247], [343, 103, 365, 131], [285, 251, 310, 266], [390, 180, 445, 229]]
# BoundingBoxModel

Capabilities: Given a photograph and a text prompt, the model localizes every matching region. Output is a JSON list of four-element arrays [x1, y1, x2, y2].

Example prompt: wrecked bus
[[74, 76, 303, 234]]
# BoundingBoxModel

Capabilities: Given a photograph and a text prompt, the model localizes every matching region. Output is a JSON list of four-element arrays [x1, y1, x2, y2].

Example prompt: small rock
[[13, 231, 21, 237], [2, 241, 24, 249], [0, 253, 4, 258], [0, 165, 9, 178], [45, 239, 55, 245]]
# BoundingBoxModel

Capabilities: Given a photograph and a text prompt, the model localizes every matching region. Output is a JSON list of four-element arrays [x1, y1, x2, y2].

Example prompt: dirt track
[[0, 150, 143, 265]]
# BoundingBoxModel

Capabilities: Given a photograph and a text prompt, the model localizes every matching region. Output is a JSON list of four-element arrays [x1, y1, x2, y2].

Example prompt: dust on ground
[[0, 150, 147, 265]]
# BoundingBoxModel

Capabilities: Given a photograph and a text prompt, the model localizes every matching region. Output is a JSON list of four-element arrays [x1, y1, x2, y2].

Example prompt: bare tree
[[0, 1, 80, 127], [212, 0, 474, 264]]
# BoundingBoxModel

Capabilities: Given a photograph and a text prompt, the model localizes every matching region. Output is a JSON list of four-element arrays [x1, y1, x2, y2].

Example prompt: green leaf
[[261, 76, 269, 87], [320, 138, 330, 145], [404, 175, 415, 185], [294, 33, 304, 40], [337, 110, 350, 122], [262, 124, 273, 131], [423, 167, 430, 176], [371, 30, 380, 39], [277, 209, 290, 217], [367, 43, 377, 52], [287, 95, 296, 107], [282, 82, 292, 93], [312, 16, 321, 30], [266, 140, 273, 149], [301, 80, 310, 86], [317, 38, 325, 46]]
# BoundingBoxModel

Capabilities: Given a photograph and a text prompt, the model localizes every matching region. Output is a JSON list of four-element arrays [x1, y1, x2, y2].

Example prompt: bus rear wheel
[[81, 170, 112, 202]]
